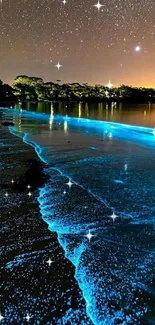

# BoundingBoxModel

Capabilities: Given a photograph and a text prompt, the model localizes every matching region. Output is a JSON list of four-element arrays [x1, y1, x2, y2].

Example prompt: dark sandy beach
[[0, 118, 93, 325], [1, 107, 155, 325]]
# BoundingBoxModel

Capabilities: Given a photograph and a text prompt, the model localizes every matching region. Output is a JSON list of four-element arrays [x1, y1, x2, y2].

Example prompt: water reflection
[[15, 101, 155, 127], [64, 120, 68, 134], [78, 102, 82, 118], [49, 103, 54, 130]]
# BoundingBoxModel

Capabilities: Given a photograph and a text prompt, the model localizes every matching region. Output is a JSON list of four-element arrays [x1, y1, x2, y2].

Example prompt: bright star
[[85, 230, 95, 242], [94, 0, 103, 11], [28, 192, 32, 197], [62, 0, 66, 4], [63, 190, 66, 194], [109, 212, 118, 222], [106, 80, 113, 89], [5, 192, 8, 197], [55, 62, 63, 70], [11, 179, 14, 184], [135, 45, 141, 52], [24, 314, 31, 321], [46, 258, 53, 266], [66, 179, 73, 188], [0, 314, 4, 322], [27, 185, 31, 189]]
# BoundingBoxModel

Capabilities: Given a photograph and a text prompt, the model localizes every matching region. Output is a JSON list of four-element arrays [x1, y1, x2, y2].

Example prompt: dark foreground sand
[[0, 119, 93, 325]]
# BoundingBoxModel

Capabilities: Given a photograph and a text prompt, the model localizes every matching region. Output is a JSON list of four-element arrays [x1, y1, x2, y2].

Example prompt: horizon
[[1, 75, 155, 90]]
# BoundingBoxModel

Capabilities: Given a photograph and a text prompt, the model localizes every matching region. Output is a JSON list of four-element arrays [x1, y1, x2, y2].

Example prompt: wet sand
[[0, 120, 93, 324]]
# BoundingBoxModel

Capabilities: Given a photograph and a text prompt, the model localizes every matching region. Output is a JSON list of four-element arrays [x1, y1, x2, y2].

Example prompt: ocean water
[[3, 107, 155, 325]]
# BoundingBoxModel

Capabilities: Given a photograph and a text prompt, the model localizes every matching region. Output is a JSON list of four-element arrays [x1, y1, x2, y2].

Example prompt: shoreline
[[0, 121, 93, 324], [1, 107, 155, 324]]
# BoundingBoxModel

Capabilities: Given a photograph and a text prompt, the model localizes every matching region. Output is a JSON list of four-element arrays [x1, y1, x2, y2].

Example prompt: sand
[[0, 119, 93, 325]]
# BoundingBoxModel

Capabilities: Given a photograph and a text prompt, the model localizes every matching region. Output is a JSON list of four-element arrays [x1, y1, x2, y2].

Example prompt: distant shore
[[1, 75, 155, 104]]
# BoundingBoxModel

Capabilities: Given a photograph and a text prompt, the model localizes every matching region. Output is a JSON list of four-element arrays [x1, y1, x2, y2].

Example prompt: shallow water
[[16, 101, 155, 128], [3, 107, 155, 324]]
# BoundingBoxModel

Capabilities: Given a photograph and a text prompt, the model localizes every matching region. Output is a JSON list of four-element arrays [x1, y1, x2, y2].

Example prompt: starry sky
[[0, 0, 155, 87]]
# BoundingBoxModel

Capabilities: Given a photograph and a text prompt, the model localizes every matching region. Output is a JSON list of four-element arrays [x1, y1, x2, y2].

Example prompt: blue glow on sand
[[8, 125, 111, 325], [9, 126, 47, 164], [114, 180, 124, 184], [5, 108, 155, 325], [8, 125, 98, 323]]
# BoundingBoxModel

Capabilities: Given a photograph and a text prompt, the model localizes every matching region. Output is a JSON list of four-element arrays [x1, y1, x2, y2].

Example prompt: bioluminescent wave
[[4, 107, 155, 148], [6, 107, 155, 324]]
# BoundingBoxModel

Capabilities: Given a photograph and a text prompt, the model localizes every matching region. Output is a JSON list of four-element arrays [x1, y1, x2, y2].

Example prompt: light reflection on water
[[15, 101, 155, 128]]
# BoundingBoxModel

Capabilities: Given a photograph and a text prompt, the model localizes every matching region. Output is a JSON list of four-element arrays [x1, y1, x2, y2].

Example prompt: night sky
[[0, 0, 155, 87]]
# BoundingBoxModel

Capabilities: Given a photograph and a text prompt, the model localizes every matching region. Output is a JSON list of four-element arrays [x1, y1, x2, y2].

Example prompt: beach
[[1, 107, 155, 325], [0, 118, 93, 325]]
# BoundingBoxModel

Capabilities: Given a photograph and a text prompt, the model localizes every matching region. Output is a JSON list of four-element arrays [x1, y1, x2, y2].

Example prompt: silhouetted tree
[[0, 80, 16, 102], [2, 75, 154, 102]]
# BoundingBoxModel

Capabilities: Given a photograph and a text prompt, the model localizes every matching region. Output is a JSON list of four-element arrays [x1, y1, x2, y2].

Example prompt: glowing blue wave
[[6, 107, 155, 150], [6, 108, 155, 325], [8, 126, 98, 324]]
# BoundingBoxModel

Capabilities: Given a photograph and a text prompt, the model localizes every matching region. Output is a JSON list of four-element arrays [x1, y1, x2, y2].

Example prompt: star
[[62, 0, 67, 4], [135, 45, 141, 52], [85, 230, 95, 242], [106, 80, 113, 89], [55, 62, 63, 70], [11, 179, 14, 184], [27, 185, 31, 189], [94, 1, 103, 11], [63, 190, 66, 194], [66, 179, 73, 188], [46, 258, 53, 266], [28, 192, 32, 197], [5, 192, 8, 197], [0, 314, 4, 322], [109, 212, 118, 222], [24, 314, 31, 321]]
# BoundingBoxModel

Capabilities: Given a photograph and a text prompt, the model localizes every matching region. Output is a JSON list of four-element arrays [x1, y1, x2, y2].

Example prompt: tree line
[[0, 75, 155, 103]]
